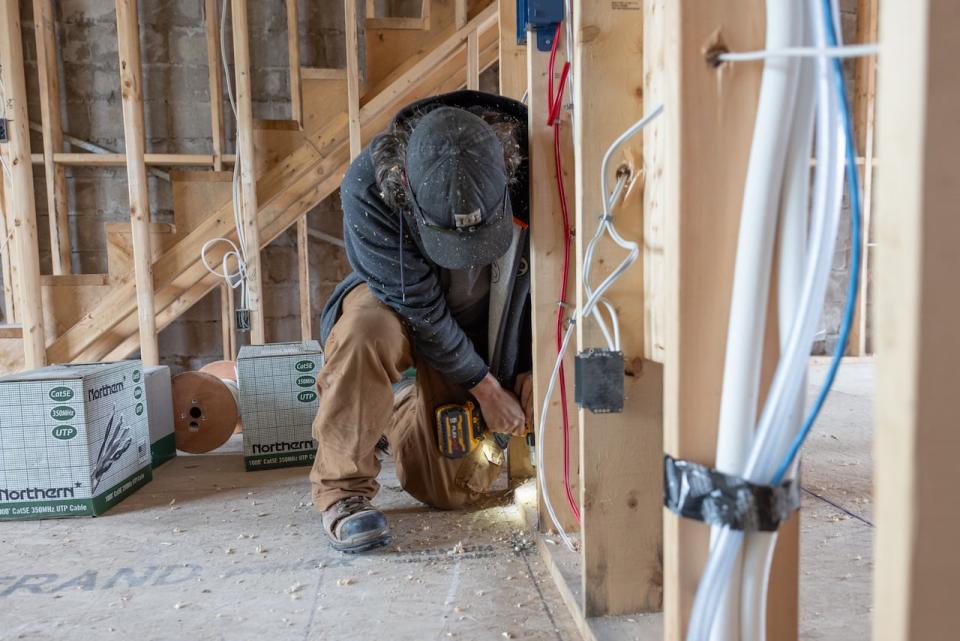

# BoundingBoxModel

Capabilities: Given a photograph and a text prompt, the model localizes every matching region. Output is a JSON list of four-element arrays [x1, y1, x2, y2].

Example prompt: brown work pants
[[310, 285, 503, 512]]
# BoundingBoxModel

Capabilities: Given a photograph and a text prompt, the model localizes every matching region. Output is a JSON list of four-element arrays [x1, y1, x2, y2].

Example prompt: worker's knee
[[326, 299, 408, 365]]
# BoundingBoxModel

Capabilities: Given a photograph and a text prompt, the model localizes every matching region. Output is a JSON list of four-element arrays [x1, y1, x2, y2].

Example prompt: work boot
[[321, 496, 391, 553]]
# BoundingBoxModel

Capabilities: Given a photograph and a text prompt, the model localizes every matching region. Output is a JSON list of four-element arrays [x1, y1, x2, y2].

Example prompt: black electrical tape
[[662, 454, 800, 532]]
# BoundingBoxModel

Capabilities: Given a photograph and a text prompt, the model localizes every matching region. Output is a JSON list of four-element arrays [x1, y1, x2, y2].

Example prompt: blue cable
[[772, 0, 863, 484]]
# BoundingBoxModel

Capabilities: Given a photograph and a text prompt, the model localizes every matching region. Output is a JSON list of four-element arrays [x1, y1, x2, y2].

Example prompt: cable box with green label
[[0, 360, 152, 520], [237, 342, 322, 471]]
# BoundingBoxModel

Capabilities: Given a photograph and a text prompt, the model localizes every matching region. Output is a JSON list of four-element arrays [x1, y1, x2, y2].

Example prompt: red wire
[[546, 23, 580, 524]]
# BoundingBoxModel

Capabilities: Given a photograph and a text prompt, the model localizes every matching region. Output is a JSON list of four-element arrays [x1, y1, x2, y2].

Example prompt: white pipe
[[686, 2, 848, 638], [739, 10, 817, 639], [709, 1, 803, 638]]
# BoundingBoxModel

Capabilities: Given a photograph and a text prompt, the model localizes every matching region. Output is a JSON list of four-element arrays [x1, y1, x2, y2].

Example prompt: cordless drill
[[434, 400, 534, 460]]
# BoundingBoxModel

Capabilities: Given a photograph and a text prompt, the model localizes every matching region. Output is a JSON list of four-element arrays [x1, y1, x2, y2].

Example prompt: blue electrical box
[[517, 0, 563, 52]]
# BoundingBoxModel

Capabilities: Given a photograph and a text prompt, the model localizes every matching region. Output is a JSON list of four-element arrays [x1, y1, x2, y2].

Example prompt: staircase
[[0, 0, 499, 374]]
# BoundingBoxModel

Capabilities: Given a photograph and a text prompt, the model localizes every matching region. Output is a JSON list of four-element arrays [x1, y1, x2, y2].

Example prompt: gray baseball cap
[[404, 107, 513, 270]]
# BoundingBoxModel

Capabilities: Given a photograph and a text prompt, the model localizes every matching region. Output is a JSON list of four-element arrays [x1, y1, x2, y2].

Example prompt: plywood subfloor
[[0, 358, 873, 641], [0, 438, 579, 641]]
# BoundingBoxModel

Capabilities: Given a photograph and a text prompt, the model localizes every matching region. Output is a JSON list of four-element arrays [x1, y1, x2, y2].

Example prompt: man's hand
[[470, 373, 526, 436], [514, 371, 534, 428]]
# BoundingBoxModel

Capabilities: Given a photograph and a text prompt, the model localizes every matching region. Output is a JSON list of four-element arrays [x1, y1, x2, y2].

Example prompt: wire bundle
[[536, 105, 664, 551], [687, 0, 867, 639], [200, 0, 253, 318]]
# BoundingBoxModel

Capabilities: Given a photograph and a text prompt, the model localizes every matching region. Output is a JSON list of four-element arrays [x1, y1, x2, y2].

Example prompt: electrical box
[[574, 349, 625, 414], [517, 0, 563, 51]]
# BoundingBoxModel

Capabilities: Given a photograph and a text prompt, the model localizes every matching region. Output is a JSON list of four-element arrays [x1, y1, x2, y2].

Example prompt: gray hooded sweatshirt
[[319, 91, 531, 389]]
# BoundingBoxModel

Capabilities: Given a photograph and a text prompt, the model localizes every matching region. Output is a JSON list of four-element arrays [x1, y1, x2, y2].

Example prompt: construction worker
[[310, 90, 533, 552]]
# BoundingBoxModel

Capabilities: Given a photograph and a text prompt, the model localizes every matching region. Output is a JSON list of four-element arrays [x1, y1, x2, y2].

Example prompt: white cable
[[536, 320, 577, 550], [716, 43, 879, 62], [704, 2, 803, 639], [536, 106, 664, 552], [739, 11, 817, 639], [687, 2, 847, 639], [200, 0, 251, 316]]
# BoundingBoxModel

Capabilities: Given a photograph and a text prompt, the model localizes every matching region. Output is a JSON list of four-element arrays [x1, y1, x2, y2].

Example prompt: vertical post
[[0, 1, 47, 367], [497, 0, 527, 101], [466, 30, 479, 91], [455, 0, 467, 29], [874, 1, 960, 639], [572, 0, 662, 616], [0, 169, 18, 323], [205, 0, 225, 172], [297, 216, 312, 341], [662, 2, 797, 639], [344, 0, 362, 160], [220, 282, 236, 359], [643, 0, 665, 362], [527, 41, 579, 529], [33, 0, 72, 275], [499, 1, 531, 480], [849, 0, 878, 356], [230, 0, 266, 344], [115, 0, 159, 366], [286, 0, 303, 128]]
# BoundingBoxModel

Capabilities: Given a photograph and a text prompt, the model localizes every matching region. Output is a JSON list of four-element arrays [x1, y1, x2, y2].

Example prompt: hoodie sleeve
[[339, 151, 490, 388]]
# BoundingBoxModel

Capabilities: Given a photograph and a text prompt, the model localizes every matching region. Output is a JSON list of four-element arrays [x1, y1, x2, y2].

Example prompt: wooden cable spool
[[171, 361, 241, 453]]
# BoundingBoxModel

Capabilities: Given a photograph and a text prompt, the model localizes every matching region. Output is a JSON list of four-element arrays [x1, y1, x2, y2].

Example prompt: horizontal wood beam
[[301, 67, 347, 80], [31, 152, 236, 167]]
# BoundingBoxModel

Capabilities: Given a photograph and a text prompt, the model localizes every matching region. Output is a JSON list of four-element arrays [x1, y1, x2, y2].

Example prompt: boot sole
[[329, 532, 392, 554]]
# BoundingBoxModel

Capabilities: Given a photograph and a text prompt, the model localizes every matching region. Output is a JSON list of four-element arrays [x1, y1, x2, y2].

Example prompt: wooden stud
[[572, 0, 662, 617], [0, 164, 18, 323], [33, 0, 72, 275], [344, 0, 362, 159], [643, 0, 665, 363], [204, 0, 225, 172], [497, 0, 526, 101], [849, 0, 878, 357], [230, 0, 266, 344], [527, 41, 579, 530], [873, 1, 960, 639], [498, 0, 532, 481], [466, 30, 480, 91], [297, 216, 312, 341], [286, 0, 303, 128], [455, 0, 467, 29], [0, 1, 47, 368], [220, 282, 236, 359], [115, 0, 159, 366], [661, 2, 798, 639]]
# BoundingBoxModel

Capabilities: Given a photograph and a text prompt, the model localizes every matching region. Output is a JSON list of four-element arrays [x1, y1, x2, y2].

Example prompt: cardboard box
[[237, 342, 321, 471], [0, 361, 153, 520], [144, 365, 176, 468]]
